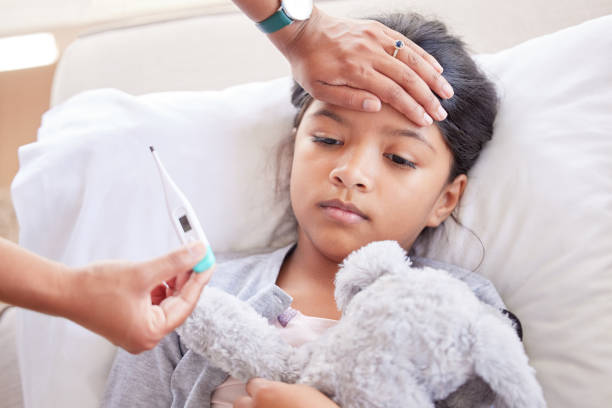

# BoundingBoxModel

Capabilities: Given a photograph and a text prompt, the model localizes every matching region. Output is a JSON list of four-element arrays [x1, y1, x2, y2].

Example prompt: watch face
[[282, 0, 313, 21]]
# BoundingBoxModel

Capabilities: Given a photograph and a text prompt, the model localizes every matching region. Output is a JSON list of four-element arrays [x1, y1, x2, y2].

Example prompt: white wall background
[[0, 0, 234, 36]]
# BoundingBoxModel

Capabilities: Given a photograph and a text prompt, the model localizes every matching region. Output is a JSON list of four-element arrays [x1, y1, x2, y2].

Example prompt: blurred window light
[[0, 32, 59, 72]]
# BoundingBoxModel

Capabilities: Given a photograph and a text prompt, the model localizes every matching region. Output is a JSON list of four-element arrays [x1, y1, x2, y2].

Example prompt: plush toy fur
[[178, 241, 546, 408]]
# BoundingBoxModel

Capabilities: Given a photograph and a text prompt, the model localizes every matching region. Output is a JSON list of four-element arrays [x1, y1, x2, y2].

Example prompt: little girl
[[103, 12, 508, 408]]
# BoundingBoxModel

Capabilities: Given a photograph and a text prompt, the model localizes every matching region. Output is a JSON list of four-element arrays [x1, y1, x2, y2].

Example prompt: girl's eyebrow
[[389, 128, 436, 152], [311, 108, 348, 126]]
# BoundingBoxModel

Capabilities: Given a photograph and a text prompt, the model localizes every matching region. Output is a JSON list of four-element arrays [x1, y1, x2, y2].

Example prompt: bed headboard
[[50, 0, 612, 106]]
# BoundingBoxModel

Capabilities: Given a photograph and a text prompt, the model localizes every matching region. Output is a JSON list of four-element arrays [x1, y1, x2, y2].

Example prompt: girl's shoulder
[[412, 256, 523, 339], [410, 256, 505, 309], [206, 244, 294, 297]]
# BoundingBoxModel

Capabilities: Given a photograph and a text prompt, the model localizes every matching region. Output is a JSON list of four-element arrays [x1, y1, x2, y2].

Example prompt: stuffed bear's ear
[[334, 240, 409, 311]]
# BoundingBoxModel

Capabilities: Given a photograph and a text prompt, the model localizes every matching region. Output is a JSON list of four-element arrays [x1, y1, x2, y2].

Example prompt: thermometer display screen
[[179, 215, 192, 232]]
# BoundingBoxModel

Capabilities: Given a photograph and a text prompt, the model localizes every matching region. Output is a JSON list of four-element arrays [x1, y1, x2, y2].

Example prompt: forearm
[[0, 237, 74, 317]]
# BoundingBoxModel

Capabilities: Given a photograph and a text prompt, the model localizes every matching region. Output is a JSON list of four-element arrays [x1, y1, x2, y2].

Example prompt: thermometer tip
[[149, 146, 155, 153]]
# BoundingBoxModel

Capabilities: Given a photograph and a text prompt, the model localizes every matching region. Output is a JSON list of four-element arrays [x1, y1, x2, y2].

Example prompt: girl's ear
[[426, 174, 467, 227]]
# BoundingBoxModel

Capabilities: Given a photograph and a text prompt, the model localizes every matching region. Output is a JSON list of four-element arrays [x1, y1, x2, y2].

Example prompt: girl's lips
[[321, 206, 367, 224], [319, 199, 368, 224]]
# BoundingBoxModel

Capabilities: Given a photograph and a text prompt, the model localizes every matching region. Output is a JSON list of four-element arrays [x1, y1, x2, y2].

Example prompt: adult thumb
[[147, 242, 207, 287]]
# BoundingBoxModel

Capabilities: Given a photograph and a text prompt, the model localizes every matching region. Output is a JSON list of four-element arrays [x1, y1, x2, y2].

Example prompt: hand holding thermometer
[[149, 146, 215, 274]]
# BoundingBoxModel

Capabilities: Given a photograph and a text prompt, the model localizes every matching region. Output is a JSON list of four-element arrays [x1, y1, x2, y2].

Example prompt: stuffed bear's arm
[[176, 287, 301, 383]]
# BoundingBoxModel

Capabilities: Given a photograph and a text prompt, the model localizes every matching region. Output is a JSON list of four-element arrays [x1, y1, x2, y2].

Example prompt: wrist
[[55, 264, 89, 323], [268, 5, 322, 59], [24, 259, 82, 320]]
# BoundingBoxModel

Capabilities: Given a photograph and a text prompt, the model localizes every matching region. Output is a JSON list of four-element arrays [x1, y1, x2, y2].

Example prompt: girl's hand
[[234, 378, 339, 408], [270, 7, 453, 126]]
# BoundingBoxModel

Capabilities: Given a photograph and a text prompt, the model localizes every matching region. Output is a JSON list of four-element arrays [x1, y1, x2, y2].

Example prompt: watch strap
[[256, 8, 293, 34]]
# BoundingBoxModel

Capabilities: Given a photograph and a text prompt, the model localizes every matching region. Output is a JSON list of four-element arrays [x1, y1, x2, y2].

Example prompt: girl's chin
[[314, 237, 373, 263], [296, 224, 378, 262]]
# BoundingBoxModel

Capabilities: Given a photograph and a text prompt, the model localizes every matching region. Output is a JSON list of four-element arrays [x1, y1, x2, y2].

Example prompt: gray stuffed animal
[[178, 241, 546, 408]]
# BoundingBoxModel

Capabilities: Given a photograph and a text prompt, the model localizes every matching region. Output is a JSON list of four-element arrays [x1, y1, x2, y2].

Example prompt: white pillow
[[12, 15, 612, 408]]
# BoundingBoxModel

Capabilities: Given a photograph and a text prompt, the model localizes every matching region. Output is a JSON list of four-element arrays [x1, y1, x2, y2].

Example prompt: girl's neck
[[275, 228, 342, 319]]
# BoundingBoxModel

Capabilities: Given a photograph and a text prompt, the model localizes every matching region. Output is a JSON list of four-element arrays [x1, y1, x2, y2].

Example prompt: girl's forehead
[[301, 100, 447, 152]]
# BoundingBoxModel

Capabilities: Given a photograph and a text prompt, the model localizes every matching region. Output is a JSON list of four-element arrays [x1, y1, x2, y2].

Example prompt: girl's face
[[290, 100, 467, 263]]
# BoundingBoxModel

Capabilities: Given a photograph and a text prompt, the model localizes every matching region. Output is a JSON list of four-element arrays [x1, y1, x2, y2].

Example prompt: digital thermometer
[[149, 146, 215, 273]]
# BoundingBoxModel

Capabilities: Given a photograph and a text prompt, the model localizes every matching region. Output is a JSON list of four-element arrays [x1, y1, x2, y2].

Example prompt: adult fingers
[[317, 68, 439, 125], [374, 52, 448, 121], [310, 81, 382, 113], [346, 68, 433, 126], [159, 265, 215, 330], [376, 25, 454, 108], [173, 269, 192, 293], [381, 31, 453, 98], [150, 284, 166, 305], [143, 241, 207, 290], [378, 23, 444, 74]]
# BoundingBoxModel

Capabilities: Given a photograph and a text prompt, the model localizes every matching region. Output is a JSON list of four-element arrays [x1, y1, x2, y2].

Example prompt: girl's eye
[[312, 136, 342, 145], [384, 153, 417, 169]]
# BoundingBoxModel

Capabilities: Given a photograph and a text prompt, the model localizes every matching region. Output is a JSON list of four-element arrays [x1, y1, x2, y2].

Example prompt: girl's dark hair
[[278, 13, 498, 267]]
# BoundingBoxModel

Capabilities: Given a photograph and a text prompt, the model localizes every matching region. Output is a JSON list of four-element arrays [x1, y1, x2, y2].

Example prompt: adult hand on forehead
[[270, 7, 453, 126]]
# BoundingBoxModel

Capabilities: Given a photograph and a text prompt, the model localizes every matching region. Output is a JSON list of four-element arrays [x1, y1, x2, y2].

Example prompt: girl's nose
[[329, 149, 374, 192]]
